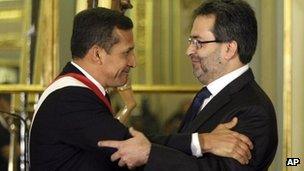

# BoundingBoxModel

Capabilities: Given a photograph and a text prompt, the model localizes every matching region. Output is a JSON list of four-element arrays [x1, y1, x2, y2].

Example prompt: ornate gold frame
[[283, 0, 292, 170], [0, 84, 200, 93]]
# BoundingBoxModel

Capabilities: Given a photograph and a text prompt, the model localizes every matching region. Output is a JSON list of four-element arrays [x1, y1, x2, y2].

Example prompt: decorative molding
[[0, 33, 21, 50], [0, 84, 201, 93], [0, 9, 21, 20], [0, 58, 19, 67], [283, 0, 292, 170], [33, 0, 59, 86]]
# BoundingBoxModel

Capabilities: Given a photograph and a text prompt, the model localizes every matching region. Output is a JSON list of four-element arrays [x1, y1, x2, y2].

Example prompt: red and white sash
[[30, 73, 113, 133]]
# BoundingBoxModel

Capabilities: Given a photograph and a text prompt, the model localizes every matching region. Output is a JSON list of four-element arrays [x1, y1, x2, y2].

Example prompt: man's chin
[[193, 72, 207, 84], [117, 78, 128, 87], [193, 71, 202, 78]]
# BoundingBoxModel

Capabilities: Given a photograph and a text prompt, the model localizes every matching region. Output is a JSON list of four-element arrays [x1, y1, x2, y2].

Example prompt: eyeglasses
[[188, 37, 223, 49]]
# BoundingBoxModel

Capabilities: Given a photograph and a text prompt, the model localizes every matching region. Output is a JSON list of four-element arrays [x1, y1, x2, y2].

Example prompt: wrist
[[199, 133, 211, 153], [143, 142, 151, 164]]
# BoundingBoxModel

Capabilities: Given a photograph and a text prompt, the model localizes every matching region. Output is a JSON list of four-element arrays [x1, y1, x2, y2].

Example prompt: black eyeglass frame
[[188, 37, 224, 49]]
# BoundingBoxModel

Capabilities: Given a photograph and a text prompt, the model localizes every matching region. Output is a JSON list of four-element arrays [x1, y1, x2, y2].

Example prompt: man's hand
[[98, 127, 151, 170], [199, 117, 253, 164]]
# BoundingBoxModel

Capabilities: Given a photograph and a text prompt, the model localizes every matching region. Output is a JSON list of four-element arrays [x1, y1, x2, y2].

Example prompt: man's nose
[[186, 44, 196, 57], [128, 53, 136, 68]]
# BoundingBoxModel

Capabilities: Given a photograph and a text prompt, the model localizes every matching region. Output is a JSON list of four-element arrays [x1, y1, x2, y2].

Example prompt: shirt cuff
[[191, 132, 203, 157]]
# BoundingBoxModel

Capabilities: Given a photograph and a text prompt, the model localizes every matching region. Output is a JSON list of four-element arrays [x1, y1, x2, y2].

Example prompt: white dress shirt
[[71, 61, 107, 96], [191, 65, 249, 157]]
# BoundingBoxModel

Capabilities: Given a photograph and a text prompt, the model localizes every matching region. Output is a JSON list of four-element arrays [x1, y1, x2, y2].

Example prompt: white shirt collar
[[71, 61, 106, 95], [207, 65, 249, 96]]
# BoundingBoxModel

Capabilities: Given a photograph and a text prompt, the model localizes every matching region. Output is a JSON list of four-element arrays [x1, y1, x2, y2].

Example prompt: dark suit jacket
[[30, 62, 132, 171], [145, 69, 278, 171], [0, 122, 9, 171]]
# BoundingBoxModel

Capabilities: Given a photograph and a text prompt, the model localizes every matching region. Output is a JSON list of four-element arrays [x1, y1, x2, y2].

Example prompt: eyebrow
[[189, 35, 202, 39], [125, 46, 134, 53]]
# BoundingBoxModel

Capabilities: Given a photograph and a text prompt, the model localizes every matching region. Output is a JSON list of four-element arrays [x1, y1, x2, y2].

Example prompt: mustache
[[190, 55, 202, 62], [123, 67, 130, 73]]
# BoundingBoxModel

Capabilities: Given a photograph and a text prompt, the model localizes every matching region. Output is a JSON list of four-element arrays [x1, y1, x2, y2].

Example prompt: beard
[[192, 49, 222, 85], [192, 61, 209, 85]]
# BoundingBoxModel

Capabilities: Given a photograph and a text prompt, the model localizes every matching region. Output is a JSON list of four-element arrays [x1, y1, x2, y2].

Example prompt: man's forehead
[[114, 28, 133, 39], [190, 15, 215, 38], [111, 28, 134, 50]]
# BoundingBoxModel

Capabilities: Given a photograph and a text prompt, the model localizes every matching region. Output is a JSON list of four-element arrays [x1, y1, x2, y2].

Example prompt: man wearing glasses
[[99, 0, 278, 170]]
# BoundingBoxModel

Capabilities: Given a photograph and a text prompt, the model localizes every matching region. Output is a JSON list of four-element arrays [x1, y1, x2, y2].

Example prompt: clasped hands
[[98, 117, 253, 170]]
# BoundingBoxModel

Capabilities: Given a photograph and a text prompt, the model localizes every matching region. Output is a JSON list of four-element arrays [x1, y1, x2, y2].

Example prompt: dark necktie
[[189, 87, 212, 121], [179, 87, 212, 132]]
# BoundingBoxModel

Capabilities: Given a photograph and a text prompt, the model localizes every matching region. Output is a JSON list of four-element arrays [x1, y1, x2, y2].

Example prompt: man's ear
[[90, 45, 106, 64], [224, 40, 238, 60]]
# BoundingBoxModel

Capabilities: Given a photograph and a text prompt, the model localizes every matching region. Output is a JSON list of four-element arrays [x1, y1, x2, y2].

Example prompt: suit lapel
[[187, 90, 231, 132], [183, 68, 255, 133], [178, 102, 195, 132]]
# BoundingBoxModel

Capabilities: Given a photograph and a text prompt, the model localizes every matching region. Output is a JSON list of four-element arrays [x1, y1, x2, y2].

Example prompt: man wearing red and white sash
[[30, 7, 136, 171]]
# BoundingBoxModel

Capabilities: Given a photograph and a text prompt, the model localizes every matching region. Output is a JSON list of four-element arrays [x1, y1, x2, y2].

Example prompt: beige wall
[[291, 0, 304, 170]]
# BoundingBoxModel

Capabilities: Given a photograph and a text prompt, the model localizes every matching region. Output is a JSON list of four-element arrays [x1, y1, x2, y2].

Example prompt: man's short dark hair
[[194, 0, 257, 64], [71, 7, 133, 59]]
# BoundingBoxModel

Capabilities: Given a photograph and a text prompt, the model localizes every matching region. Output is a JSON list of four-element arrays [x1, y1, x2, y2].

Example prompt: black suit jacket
[[30, 62, 132, 171], [0, 122, 9, 171], [145, 69, 278, 171]]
